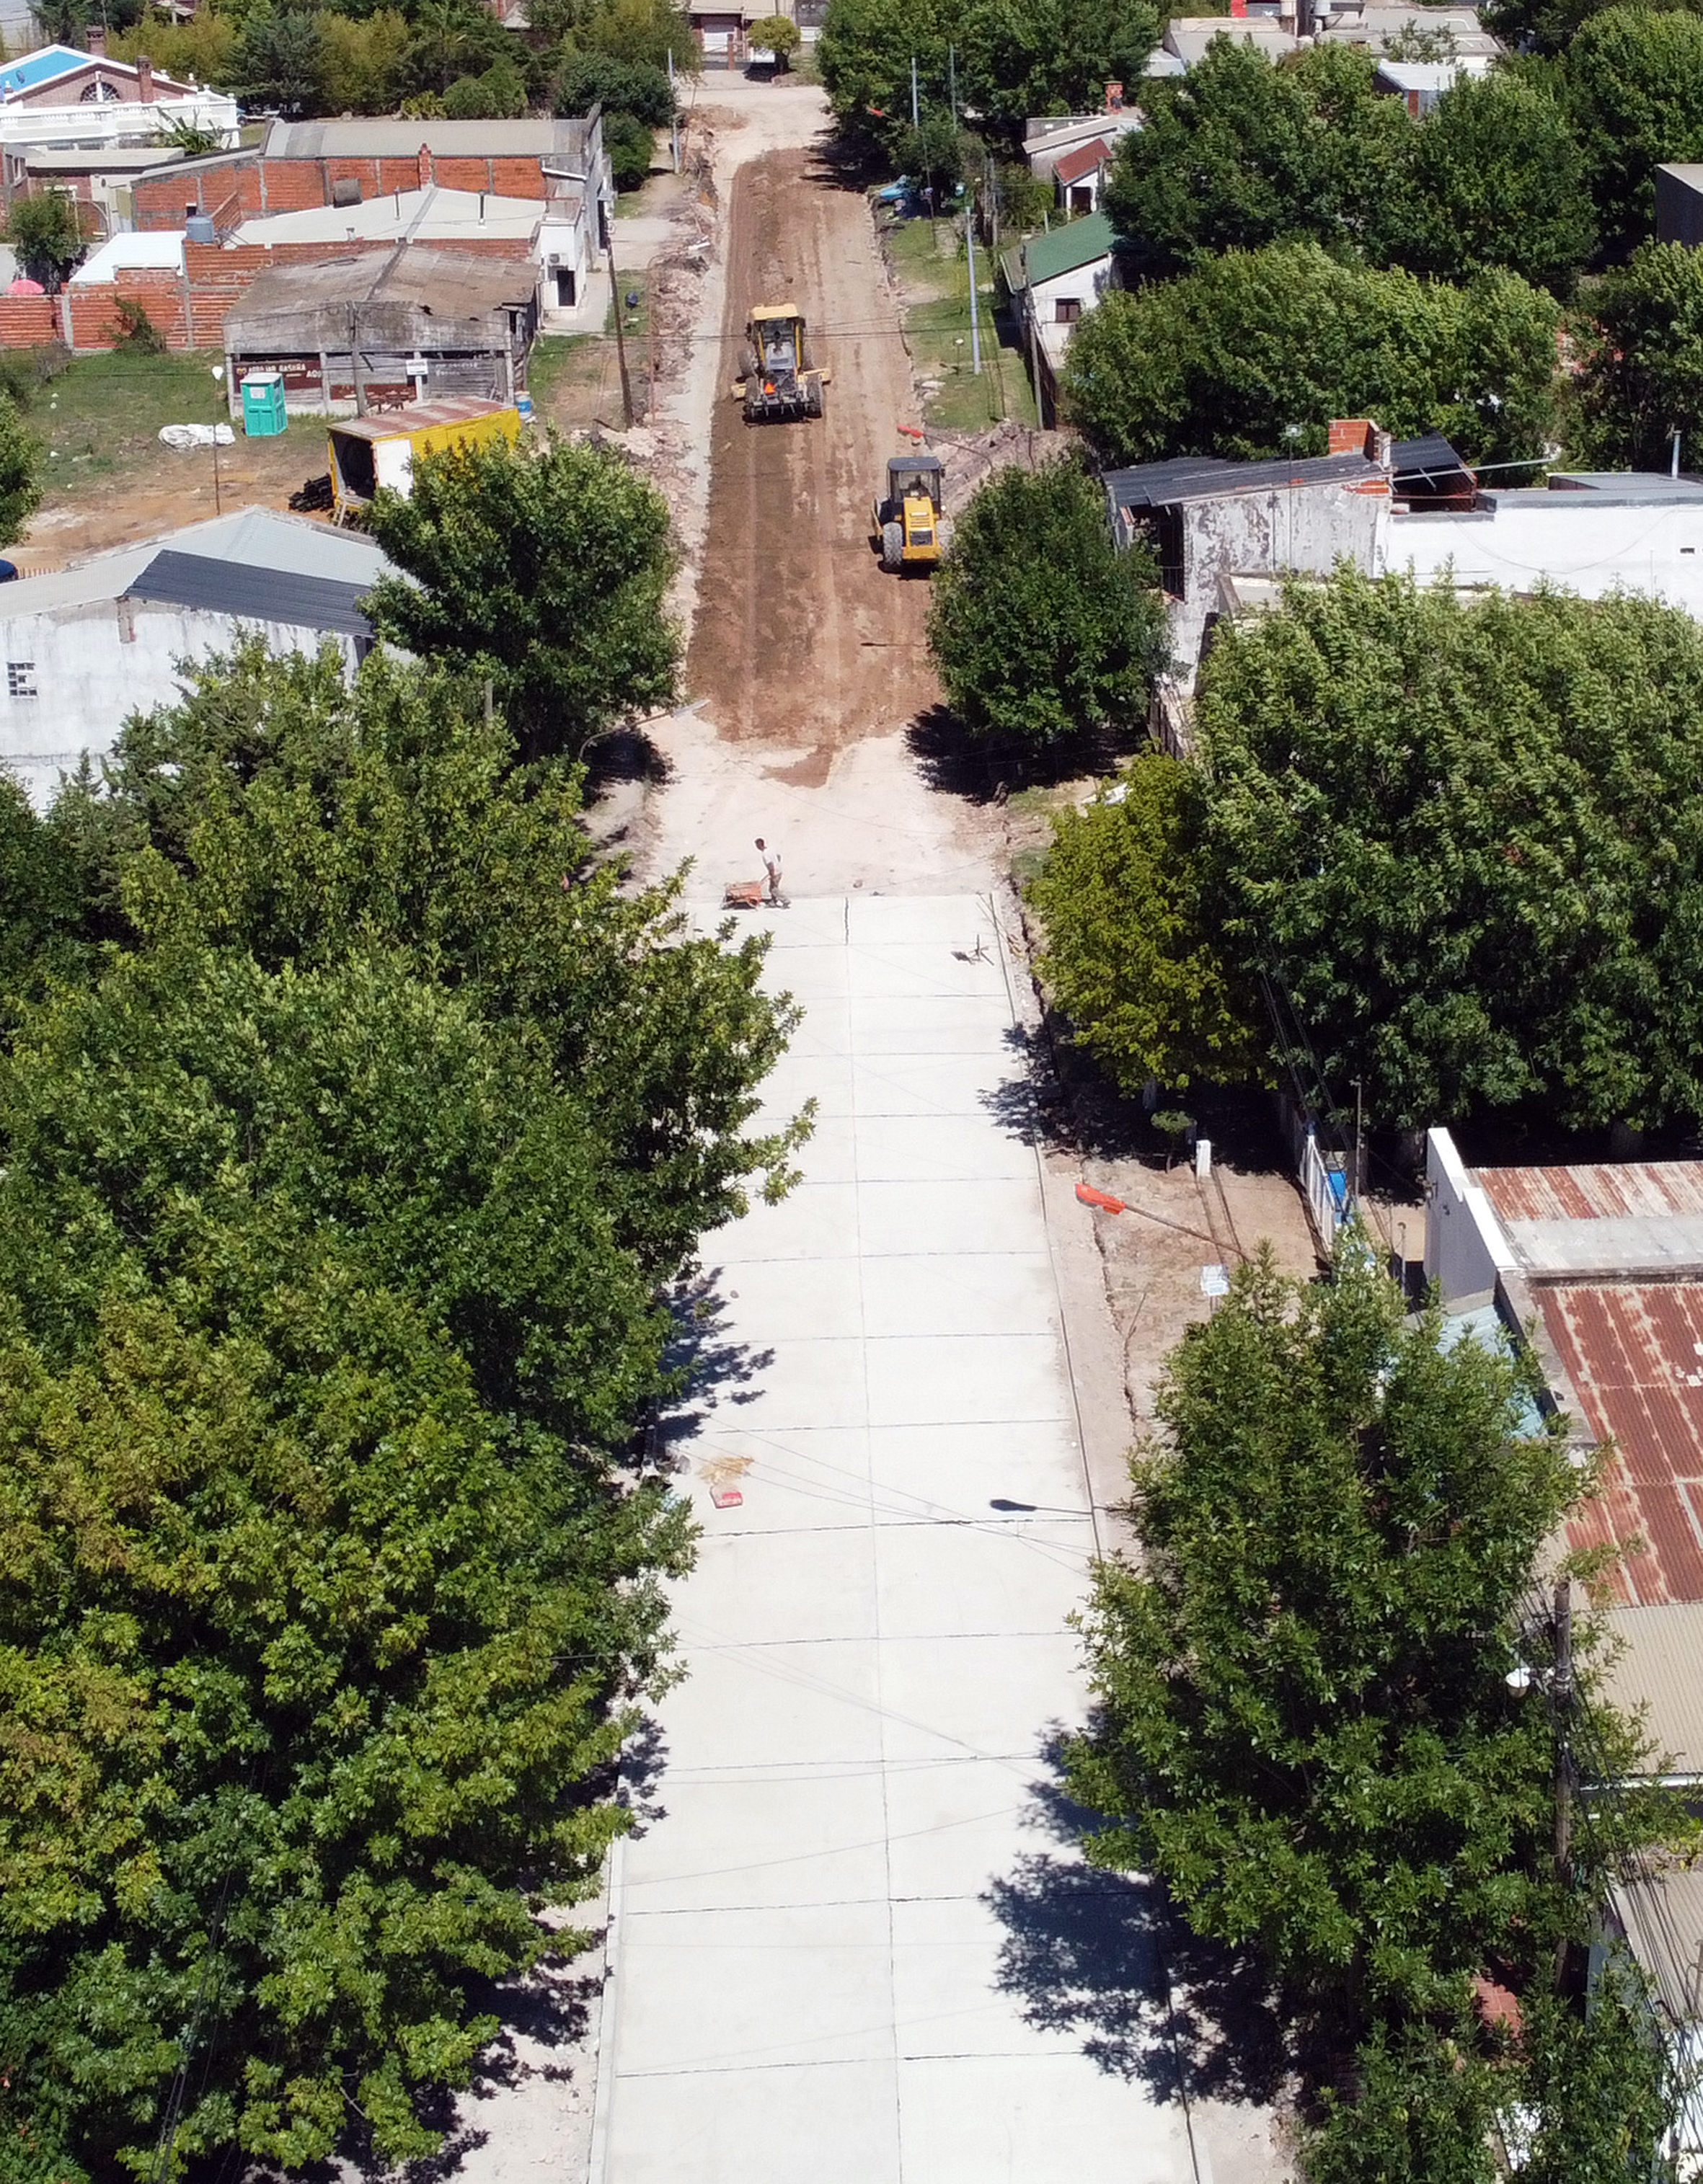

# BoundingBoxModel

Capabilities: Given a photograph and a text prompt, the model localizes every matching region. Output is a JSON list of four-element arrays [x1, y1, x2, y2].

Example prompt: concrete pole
[[609, 257, 634, 427], [911, 54, 919, 126], [965, 219, 981, 376]]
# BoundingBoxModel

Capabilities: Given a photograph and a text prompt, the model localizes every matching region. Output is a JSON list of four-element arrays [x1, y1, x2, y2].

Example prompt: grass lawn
[[27, 347, 324, 502], [885, 214, 1039, 432]]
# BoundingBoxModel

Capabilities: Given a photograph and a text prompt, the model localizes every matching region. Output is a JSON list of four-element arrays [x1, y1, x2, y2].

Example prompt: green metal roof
[[1019, 209, 1116, 287]]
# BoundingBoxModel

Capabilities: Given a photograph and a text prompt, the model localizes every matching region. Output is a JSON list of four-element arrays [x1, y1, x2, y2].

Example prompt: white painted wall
[[1389, 498, 1703, 613], [1424, 1126, 1517, 1307], [0, 598, 359, 809]]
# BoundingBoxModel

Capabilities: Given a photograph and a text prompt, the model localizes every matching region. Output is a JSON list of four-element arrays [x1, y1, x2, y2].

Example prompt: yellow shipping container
[[327, 397, 523, 523]]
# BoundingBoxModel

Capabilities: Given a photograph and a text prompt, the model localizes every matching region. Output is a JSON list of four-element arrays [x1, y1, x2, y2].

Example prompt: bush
[[603, 108, 658, 190], [443, 56, 528, 115], [112, 296, 165, 354], [554, 47, 675, 123]]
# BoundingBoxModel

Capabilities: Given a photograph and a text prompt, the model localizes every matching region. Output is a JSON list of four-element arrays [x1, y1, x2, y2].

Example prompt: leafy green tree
[[1104, 40, 1408, 277], [954, 0, 1160, 144], [924, 458, 1167, 744], [1197, 566, 1703, 1131], [443, 53, 530, 113], [567, 0, 696, 71], [1062, 242, 1561, 468], [1573, 237, 1703, 466], [5, 192, 86, 292], [400, 0, 513, 92], [0, 389, 42, 549], [554, 44, 676, 120], [747, 11, 800, 59], [898, 105, 965, 198], [818, 0, 947, 154], [233, 1, 329, 115], [0, 647, 805, 2174], [1027, 754, 1262, 1093], [363, 436, 681, 763], [1375, 70, 1595, 293], [1069, 1239, 1660, 2027], [1565, 6, 1703, 258], [317, 7, 410, 111]]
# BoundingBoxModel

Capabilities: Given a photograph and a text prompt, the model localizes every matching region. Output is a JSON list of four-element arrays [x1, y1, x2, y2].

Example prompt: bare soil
[[684, 148, 937, 756]]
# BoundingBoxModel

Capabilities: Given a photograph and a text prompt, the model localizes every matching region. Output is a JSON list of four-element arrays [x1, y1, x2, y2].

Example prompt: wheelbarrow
[[723, 878, 765, 908]]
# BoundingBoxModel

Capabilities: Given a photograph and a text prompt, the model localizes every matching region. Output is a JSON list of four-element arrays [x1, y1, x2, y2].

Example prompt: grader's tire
[[806, 377, 825, 419], [882, 520, 904, 572]]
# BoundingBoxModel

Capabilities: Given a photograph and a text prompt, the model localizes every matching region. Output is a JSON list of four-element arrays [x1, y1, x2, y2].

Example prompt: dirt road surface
[[686, 148, 937, 760]]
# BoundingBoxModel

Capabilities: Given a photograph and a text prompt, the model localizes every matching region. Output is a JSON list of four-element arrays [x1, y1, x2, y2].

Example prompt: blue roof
[[0, 45, 97, 97]]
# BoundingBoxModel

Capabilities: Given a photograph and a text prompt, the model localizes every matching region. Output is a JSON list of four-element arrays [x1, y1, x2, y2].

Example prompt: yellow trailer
[[327, 396, 522, 522]]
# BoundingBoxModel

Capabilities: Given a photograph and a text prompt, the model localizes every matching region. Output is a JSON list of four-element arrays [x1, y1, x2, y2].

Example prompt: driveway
[[590, 893, 1204, 2184]]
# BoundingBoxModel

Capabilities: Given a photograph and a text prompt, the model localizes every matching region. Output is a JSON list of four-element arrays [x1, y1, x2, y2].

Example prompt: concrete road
[[591, 894, 1203, 2184]]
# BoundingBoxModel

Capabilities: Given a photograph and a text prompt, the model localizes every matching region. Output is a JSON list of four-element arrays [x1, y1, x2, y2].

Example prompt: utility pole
[[948, 43, 957, 122], [1554, 1575, 1575, 1989], [668, 50, 681, 172], [965, 216, 981, 376], [910, 54, 919, 127], [1025, 258, 1044, 426], [1353, 1078, 1363, 1204], [609, 259, 634, 427]]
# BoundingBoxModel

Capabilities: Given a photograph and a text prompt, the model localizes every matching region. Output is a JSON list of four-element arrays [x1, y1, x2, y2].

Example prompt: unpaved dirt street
[[686, 148, 937, 759]]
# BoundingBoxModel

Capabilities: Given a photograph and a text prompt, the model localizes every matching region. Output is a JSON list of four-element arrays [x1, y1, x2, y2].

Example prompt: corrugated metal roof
[[1105, 450, 1384, 507], [125, 549, 376, 637], [1601, 1602, 1703, 1775], [226, 243, 535, 329], [265, 116, 590, 159], [1053, 138, 1113, 185], [1544, 1283, 1703, 1606], [1479, 1163, 1703, 1225], [1021, 209, 1115, 285], [1611, 1857, 1703, 2025], [0, 507, 389, 618], [328, 396, 514, 444]]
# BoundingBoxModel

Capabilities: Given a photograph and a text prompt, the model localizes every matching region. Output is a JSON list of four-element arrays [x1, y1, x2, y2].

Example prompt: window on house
[[7, 661, 36, 698], [1055, 296, 1082, 324]]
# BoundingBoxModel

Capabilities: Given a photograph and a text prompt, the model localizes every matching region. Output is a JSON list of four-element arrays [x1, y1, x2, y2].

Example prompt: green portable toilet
[[240, 370, 287, 438]]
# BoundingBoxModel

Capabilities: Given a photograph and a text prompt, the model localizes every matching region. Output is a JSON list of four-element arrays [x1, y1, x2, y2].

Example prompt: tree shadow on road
[[907, 703, 1143, 804], [986, 1735, 1291, 2110], [653, 1264, 778, 1446]]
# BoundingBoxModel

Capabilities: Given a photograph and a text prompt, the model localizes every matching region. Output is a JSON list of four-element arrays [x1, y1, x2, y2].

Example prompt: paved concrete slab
[[596, 896, 1198, 2184]]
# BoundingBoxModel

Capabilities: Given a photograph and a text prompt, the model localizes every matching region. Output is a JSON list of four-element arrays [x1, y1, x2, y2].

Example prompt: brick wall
[[133, 148, 552, 230], [34, 234, 538, 352], [0, 296, 58, 347]]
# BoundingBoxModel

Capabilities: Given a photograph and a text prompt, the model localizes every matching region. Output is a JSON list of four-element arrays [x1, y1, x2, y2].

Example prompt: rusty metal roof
[[1478, 1162, 1703, 1224], [1543, 1283, 1703, 1604]]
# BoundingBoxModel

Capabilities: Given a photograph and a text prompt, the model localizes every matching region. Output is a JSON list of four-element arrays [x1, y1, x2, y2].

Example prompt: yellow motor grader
[[732, 303, 829, 422]]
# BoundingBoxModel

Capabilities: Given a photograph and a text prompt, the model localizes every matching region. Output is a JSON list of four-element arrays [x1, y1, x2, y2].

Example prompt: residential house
[[0, 44, 237, 160], [1001, 208, 1117, 425], [1388, 471, 1703, 617], [131, 115, 609, 239], [1050, 138, 1115, 214], [0, 507, 390, 809], [2, 144, 188, 236], [1424, 1131, 1703, 2172], [223, 246, 538, 415], [1022, 105, 1141, 186]]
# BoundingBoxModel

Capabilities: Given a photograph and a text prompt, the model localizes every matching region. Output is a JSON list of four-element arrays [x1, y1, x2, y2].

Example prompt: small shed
[[221, 244, 538, 418], [1050, 137, 1113, 213]]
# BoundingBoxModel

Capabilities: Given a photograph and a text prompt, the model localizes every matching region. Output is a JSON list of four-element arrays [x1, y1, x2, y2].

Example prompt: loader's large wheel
[[807, 378, 825, 419], [882, 520, 904, 572], [740, 342, 759, 378]]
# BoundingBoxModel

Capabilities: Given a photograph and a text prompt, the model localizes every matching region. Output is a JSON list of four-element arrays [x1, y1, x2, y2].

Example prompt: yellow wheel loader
[[731, 304, 830, 422], [875, 451, 952, 572]]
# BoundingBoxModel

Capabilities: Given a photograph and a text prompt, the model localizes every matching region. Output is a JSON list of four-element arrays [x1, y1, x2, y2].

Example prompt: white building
[[0, 507, 391, 808], [1001, 209, 1118, 426], [1387, 474, 1703, 619]]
